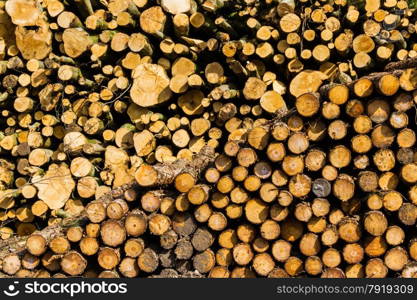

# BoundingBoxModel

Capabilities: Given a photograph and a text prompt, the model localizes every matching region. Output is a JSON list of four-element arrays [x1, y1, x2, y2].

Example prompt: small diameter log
[[364, 211, 388, 236], [125, 210, 147, 237], [100, 220, 126, 247], [98, 247, 120, 270], [193, 249, 215, 273], [61, 251, 87, 276], [296, 93, 320, 117]]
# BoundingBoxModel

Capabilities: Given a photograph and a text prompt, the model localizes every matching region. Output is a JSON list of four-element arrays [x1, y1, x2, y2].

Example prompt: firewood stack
[[1, 0, 417, 278]]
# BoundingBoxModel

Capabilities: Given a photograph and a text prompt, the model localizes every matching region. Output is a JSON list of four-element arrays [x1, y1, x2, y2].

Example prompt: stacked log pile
[[1, 0, 417, 278]]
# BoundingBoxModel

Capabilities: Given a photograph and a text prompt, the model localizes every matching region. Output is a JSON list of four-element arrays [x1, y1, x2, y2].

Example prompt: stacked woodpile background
[[2, 0, 417, 278]]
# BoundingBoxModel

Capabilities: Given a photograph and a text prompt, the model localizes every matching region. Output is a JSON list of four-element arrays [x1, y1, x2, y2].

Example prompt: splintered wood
[[2, 0, 417, 279]]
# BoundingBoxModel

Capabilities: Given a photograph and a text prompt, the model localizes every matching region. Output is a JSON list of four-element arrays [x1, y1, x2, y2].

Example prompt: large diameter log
[[139, 6, 166, 36], [15, 20, 52, 60], [289, 70, 327, 97], [5, 0, 41, 26], [32, 163, 75, 210], [161, 0, 191, 14], [130, 63, 172, 107], [62, 28, 94, 58]]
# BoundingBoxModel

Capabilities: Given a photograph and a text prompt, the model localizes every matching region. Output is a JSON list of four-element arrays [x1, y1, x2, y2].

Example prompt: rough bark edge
[[385, 57, 417, 72], [319, 69, 405, 96], [153, 145, 215, 185], [320, 57, 417, 96], [0, 147, 215, 260]]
